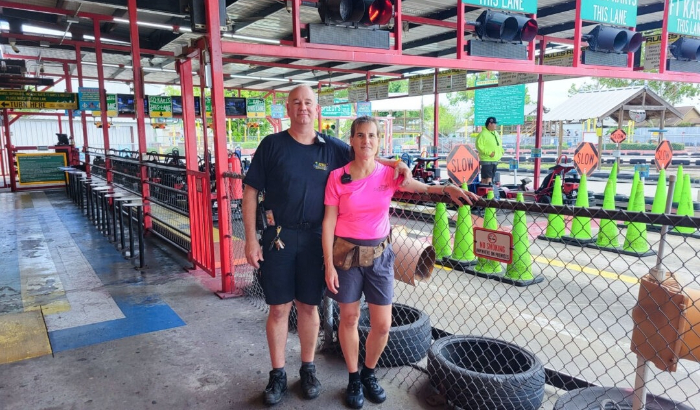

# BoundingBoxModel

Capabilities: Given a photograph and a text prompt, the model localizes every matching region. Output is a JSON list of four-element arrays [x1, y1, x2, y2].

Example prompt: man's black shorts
[[480, 162, 498, 180], [259, 226, 325, 306]]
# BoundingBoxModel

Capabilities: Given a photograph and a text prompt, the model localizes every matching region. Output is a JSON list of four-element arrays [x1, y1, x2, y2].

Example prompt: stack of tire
[[428, 335, 545, 410], [358, 303, 431, 367]]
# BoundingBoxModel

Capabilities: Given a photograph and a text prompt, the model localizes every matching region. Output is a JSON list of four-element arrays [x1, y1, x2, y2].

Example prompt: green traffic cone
[[570, 173, 592, 240], [452, 182, 476, 262], [544, 175, 565, 239], [650, 168, 667, 215], [674, 174, 695, 234], [505, 193, 533, 281], [625, 170, 640, 225], [673, 165, 685, 205], [474, 191, 502, 274], [623, 178, 650, 254], [597, 167, 620, 248], [432, 202, 452, 258]]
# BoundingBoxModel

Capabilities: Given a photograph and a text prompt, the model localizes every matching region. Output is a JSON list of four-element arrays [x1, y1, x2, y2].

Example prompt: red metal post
[[573, 0, 582, 67], [93, 19, 112, 182], [205, 0, 235, 294], [533, 39, 546, 189], [4, 109, 16, 191], [456, 2, 464, 59], [395, 0, 402, 53], [58, 115, 63, 135], [75, 45, 90, 175], [433, 68, 439, 155], [128, 0, 151, 229], [292, 0, 302, 48], [659, 0, 671, 74], [63, 64, 76, 146], [0, 112, 6, 187]]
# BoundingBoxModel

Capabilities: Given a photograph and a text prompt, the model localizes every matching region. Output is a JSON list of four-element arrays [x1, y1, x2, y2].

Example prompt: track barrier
[[445, 182, 477, 267], [539, 175, 565, 241], [432, 202, 452, 259], [562, 173, 594, 245]]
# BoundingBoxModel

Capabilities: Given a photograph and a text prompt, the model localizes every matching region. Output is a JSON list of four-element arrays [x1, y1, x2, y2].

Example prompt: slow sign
[[610, 128, 627, 144], [446, 144, 479, 185], [655, 140, 673, 171], [573, 142, 599, 177]]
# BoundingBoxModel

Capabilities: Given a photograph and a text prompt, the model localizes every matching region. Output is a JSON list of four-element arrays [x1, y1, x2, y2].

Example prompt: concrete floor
[[0, 190, 431, 410]]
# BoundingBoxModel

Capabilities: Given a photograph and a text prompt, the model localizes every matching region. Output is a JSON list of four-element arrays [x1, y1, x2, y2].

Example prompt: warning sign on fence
[[473, 227, 512, 264]]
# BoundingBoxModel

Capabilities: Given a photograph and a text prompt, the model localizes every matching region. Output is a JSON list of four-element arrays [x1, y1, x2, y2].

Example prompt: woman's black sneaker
[[264, 369, 287, 406], [361, 374, 386, 403], [345, 379, 364, 409]]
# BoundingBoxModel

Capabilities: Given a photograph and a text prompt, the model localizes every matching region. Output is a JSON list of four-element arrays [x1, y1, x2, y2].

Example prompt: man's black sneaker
[[345, 379, 364, 409], [264, 369, 287, 406], [361, 374, 386, 404], [299, 363, 321, 399]]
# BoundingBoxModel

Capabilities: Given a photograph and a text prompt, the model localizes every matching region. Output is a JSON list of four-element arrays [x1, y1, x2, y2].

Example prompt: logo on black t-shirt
[[313, 162, 328, 171]]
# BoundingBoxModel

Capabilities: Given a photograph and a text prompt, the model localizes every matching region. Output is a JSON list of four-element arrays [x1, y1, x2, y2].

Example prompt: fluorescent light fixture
[[228, 74, 316, 85], [143, 67, 177, 73], [22, 24, 68, 37], [83, 35, 131, 45], [222, 33, 280, 45], [111, 18, 192, 34], [39, 41, 50, 47], [66, 17, 81, 24]]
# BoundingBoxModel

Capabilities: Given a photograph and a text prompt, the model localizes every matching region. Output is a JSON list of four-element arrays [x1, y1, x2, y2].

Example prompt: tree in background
[[567, 78, 700, 105]]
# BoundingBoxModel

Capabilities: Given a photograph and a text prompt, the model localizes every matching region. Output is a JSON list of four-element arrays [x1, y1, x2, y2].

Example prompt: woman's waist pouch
[[332, 235, 390, 270]]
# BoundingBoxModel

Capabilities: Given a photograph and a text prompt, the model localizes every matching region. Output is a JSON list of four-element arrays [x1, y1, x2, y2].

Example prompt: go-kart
[[412, 157, 439, 183], [501, 155, 580, 205]]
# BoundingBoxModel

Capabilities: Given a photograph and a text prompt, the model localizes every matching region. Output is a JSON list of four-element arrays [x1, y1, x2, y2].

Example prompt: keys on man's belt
[[269, 226, 285, 251]]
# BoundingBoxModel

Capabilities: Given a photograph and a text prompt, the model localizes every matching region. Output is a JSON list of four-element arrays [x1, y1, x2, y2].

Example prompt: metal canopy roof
[[0, 0, 676, 92], [543, 87, 684, 123]]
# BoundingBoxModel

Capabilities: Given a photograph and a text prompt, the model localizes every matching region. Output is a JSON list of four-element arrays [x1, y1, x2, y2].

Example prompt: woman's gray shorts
[[327, 243, 395, 306]]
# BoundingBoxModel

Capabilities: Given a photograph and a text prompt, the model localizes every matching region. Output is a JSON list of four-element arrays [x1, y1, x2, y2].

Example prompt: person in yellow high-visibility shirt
[[475, 116, 503, 185]]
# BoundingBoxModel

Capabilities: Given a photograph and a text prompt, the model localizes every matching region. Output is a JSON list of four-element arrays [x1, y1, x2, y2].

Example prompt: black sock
[[349, 371, 360, 383], [273, 367, 285, 374], [301, 361, 313, 368], [361, 366, 374, 380]]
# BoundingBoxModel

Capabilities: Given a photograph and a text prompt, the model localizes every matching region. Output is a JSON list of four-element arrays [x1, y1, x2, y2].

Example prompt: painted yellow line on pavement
[[0, 311, 52, 364], [534, 256, 639, 284]]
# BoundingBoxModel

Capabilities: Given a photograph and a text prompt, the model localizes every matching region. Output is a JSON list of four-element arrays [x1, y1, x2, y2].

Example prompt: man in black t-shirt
[[242, 85, 410, 406]]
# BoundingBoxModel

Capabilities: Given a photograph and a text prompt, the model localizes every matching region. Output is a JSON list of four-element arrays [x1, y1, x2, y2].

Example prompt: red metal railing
[[187, 170, 216, 276]]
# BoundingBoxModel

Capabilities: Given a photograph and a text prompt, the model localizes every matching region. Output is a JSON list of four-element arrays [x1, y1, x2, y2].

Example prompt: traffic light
[[318, 0, 393, 26], [310, 0, 394, 49], [581, 25, 642, 67], [667, 37, 700, 74], [474, 10, 537, 43], [468, 10, 538, 60]]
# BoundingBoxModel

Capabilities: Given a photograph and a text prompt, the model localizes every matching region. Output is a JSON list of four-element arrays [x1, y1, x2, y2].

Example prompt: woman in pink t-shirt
[[322, 116, 478, 409]]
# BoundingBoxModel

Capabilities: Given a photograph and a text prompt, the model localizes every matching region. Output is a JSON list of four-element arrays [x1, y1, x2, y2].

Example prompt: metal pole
[[75, 45, 90, 176], [632, 174, 676, 410], [93, 19, 112, 183]]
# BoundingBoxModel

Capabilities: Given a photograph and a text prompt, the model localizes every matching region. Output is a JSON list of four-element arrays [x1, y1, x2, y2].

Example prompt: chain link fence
[[231, 178, 700, 409]]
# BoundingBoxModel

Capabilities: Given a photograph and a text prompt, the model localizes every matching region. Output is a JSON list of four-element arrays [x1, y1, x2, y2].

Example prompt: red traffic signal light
[[474, 10, 538, 43], [582, 25, 642, 54], [319, 0, 394, 26]]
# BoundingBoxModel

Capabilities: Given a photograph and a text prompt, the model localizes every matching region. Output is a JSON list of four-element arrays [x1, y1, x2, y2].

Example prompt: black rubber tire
[[358, 303, 431, 367], [539, 195, 552, 204], [427, 335, 545, 410]]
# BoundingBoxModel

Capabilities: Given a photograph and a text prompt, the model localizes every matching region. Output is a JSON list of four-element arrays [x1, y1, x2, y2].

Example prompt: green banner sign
[[474, 84, 525, 126], [668, 0, 700, 36], [461, 0, 537, 14], [0, 90, 78, 110], [205, 97, 212, 118], [247, 98, 266, 118], [321, 104, 353, 118], [148, 96, 172, 118], [17, 153, 67, 185], [93, 94, 118, 117], [581, 0, 637, 27]]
